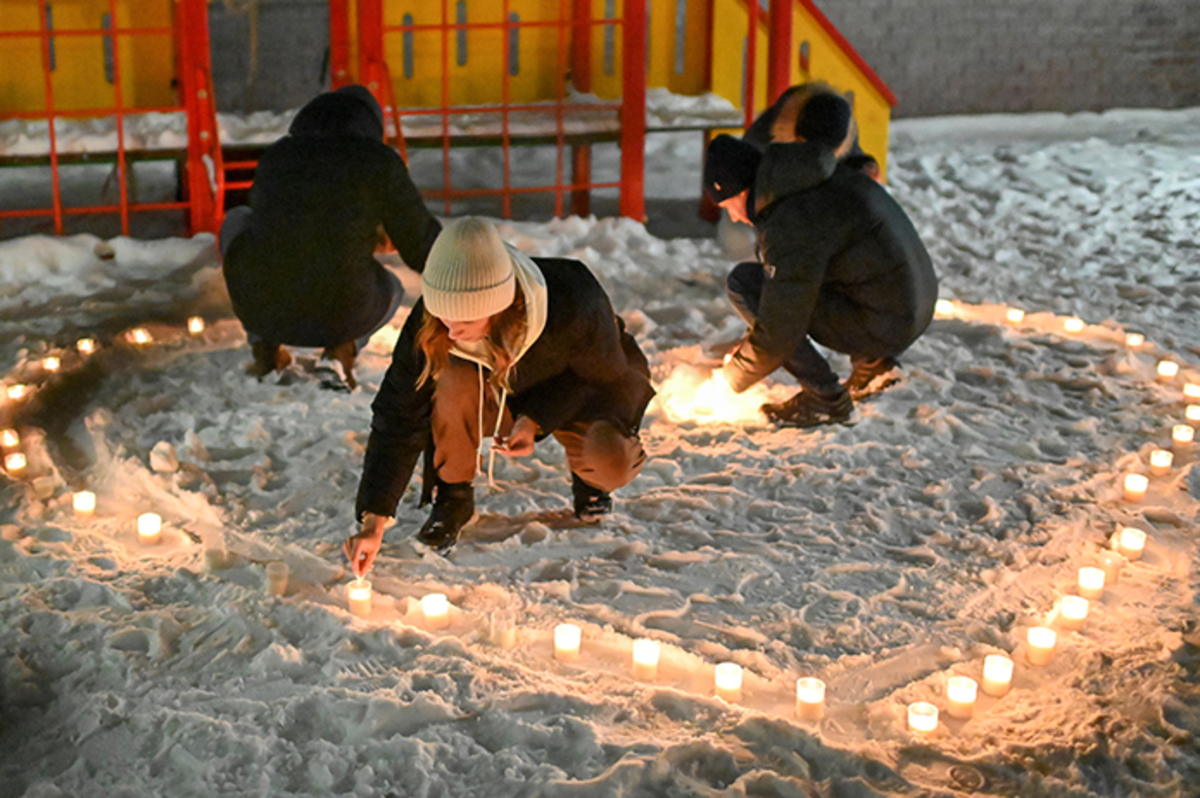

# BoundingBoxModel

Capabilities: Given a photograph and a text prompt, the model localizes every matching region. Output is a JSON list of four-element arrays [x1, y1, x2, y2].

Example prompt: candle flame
[[1125, 332, 1145, 347], [187, 316, 206, 334], [656, 365, 784, 425], [77, 338, 97, 354]]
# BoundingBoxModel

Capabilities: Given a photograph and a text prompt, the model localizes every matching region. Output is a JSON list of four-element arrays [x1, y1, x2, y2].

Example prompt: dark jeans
[[220, 206, 405, 353], [726, 261, 850, 394]]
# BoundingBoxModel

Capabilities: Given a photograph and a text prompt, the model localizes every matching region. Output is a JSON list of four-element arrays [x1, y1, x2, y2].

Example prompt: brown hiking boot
[[761, 387, 853, 428], [844, 357, 900, 400], [319, 341, 358, 391], [247, 341, 292, 378]]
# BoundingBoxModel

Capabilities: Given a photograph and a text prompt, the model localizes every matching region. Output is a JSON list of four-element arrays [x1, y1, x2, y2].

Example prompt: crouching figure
[[346, 218, 654, 570]]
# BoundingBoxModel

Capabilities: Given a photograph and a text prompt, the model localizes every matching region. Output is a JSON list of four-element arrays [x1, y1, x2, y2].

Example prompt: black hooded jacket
[[354, 258, 655, 521], [222, 86, 442, 347], [726, 141, 937, 391]]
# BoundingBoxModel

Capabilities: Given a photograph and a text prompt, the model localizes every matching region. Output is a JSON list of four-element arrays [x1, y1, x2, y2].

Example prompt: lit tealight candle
[[934, 299, 954, 317], [187, 316, 206, 335], [1026, 627, 1056, 666], [73, 490, 96, 517], [1060, 595, 1089, 631], [42, 356, 60, 372], [1117, 527, 1146, 561], [137, 512, 162, 545], [795, 677, 826, 721], [1005, 308, 1025, 324], [1186, 405, 1200, 425], [1185, 383, 1200, 401], [421, 592, 450, 630], [1157, 360, 1180, 382], [1099, 550, 1124, 586], [7, 384, 29, 401], [631, 639, 660, 680], [129, 328, 152, 345], [1063, 317, 1085, 333], [1125, 332, 1145, 348], [946, 676, 978, 720], [714, 662, 743, 702], [77, 337, 97, 355], [981, 654, 1014, 697], [1, 428, 18, 448], [554, 623, 581, 663], [4, 452, 27, 476], [1172, 424, 1195, 451], [1078, 566, 1106, 600], [1150, 449, 1173, 476], [907, 701, 938, 733], [347, 578, 372, 617], [1122, 473, 1148, 502]]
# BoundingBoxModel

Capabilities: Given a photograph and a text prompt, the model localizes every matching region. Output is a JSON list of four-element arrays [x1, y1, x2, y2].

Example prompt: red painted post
[[358, 0, 385, 99], [329, 0, 352, 87], [618, 0, 646, 220], [767, 0, 792, 106], [570, 0, 593, 216], [178, 0, 218, 233], [743, 0, 757, 129]]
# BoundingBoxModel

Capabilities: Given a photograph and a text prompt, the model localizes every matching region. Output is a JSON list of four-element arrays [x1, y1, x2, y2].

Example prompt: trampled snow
[[1, 108, 1200, 797]]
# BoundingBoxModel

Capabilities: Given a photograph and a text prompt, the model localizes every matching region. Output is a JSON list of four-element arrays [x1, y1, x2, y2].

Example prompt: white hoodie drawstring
[[474, 363, 510, 491], [487, 386, 509, 490]]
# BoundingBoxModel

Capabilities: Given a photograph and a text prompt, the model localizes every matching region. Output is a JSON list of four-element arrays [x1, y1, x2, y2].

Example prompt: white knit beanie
[[421, 218, 516, 321]]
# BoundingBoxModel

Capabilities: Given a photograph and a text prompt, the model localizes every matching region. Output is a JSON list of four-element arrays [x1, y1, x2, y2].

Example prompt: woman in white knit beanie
[[346, 218, 655, 568]]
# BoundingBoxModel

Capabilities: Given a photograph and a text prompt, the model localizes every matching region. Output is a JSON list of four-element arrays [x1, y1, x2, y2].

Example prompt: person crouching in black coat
[[707, 94, 938, 428], [345, 218, 654, 569], [220, 85, 442, 390]]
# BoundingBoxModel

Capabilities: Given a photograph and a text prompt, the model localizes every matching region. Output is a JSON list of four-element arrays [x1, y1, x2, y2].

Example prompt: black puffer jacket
[[355, 258, 654, 520], [222, 87, 441, 347], [726, 141, 937, 391]]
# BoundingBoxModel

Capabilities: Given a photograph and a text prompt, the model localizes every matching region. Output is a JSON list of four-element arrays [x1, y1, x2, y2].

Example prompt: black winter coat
[[726, 142, 937, 391], [355, 258, 655, 520], [222, 91, 441, 347]]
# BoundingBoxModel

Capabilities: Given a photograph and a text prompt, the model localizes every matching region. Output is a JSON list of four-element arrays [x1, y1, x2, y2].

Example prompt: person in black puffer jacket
[[345, 218, 654, 569], [220, 84, 442, 389], [716, 94, 938, 427]]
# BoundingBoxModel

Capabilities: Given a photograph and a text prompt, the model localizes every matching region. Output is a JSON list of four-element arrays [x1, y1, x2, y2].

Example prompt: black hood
[[288, 85, 384, 140], [753, 141, 838, 217]]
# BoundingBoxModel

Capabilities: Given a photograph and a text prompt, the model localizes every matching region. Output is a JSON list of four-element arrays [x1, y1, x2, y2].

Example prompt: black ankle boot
[[416, 481, 476, 553], [572, 473, 612, 522]]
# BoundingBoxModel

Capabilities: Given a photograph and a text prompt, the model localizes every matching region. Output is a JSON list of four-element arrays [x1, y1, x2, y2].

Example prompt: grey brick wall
[[819, 0, 1200, 117]]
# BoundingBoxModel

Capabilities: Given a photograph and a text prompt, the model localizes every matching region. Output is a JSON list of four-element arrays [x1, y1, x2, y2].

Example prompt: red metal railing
[[0, 0, 219, 236]]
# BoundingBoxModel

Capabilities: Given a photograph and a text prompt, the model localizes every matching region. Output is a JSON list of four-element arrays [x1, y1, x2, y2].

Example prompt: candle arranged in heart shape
[[422, 593, 450, 630], [631, 639, 660, 680], [1117, 527, 1146, 561], [77, 338, 98, 355], [1006, 308, 1025, 324], [1063, 317, 1085, 333], [1026, 627, 1056, 666], [1122, 473, 1148, 502], [137, 513, 162, 545], [908, 701, 938, 732], [1157, 360, 1180, 382], [1060, 595, 1089, 631], [1125, 332, 1145, 348], [946, 676, 978, 719], [188, 316, 206, 335], [1150, 449, 1173, 476], [554, 623, 581, 662], [73, 491, 96, 517], [981, 654, 1013, 697], [714, 662, 743, 702]]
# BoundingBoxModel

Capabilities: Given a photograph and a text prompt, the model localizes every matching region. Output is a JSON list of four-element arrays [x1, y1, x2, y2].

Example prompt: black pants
[[726, 261, 883, 394]]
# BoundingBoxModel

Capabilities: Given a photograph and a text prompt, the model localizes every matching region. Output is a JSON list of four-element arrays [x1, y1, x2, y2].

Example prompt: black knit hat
[[796, 92, 852, 148], [703, 134, 763, 202]]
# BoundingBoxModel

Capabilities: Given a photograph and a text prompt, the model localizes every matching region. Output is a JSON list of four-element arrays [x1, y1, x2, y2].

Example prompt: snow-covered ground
[[2, 108, 1200, 797]]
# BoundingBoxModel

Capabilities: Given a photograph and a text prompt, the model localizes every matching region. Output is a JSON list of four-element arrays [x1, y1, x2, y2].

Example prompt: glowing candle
[[7, 384, 29, 401], [1186, 405, 1200, 424], [129, 328, 152, 345], [1117, 527, 1146, 561], [1060, 595, 1089, 631], [1026, 627, 1056, 666], [187, 316, 206, 335], [1172, 424, 1195, 450], [714, 662, 743, 702], [1157, 360, 1180, 381], [795, 677, 826, 721], [4, 452, 27, 476], [1125, 332, 1145, 348], [265, 561, 288, 596], [347, 578, 372, 617], [1077, 566, 1106, 600], [1, 428, 18, 448], [77, 338, 97, 355], [1122, 473, 1148, 502], [981, 654, 1013, 697], [946, 676, 978, 720], [934, 299, 954, 317], [1099, 550, 1123, 586], [554, 623, 581, 662], [73, 490, 96, 517], [631, 639, 660, 680], [137, 512, 162, 545], [1063, 317, 1084, 333], [1150, 449, 1173, 476], [907, 702, 938, 733], [421, 592, 450, 630], [42, 356, 60, 372], [1185, 383, 1200, 401], [1005, 308, 1025, 324]]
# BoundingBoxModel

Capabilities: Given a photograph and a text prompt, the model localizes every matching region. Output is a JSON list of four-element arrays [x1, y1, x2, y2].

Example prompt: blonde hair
[[416, 283, 527, 390]]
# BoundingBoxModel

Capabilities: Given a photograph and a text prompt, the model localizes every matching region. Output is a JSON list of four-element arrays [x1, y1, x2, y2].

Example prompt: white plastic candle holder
[[1157, 360, 1180, 382], [555, 623, 582, 662], [1122, 473, 1148, 502], [795, 677, 826, 721], [1173, 424, 1195, 451], [347, 579, 372, 617], [73, 491, 96, 518], [4, 452, 27, 476], [487, 609, 517, 649], [265, 561, 289, 596], [1026, 627, 1056, 666], [1077, 566, 1106, 600], [42, 356, 60, 372], [1150, 449, 1173, 476], [631, 639, 660, 680], [714, 662, 743, 702], [77, 338, 97, 355], [1063, 317, 1085, 334], [422, 593, 450, 630], [1117, 527, 1146, 561], [1, 428, 18, 448], [1125, 332, 1145, 348], [1005, 308, 1025, 324], [128, 328, 152, 345], [1099, 550, 1124, 586], [187, 316, 206, 335], [946, 676, 978, 720], [907, 701, 938, 733], [981, 654, 1013, 697], [137, 512, 162, 545], [1184, 383, 1200, 401], [1060, 596, 1089, 631], [1186, 405, 1200, 425]]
